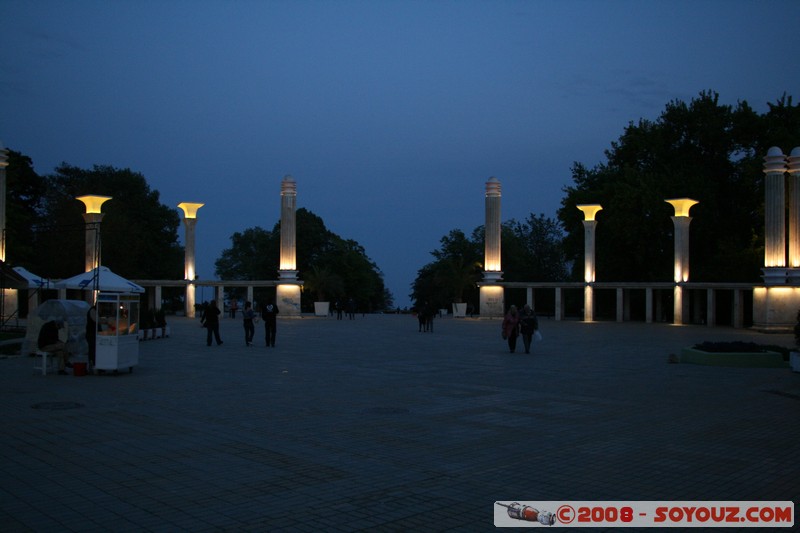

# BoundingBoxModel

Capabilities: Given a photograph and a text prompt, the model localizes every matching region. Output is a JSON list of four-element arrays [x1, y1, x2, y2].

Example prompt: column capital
[[788, 147, 800, 175], [178, 202, 204, 219], [763, 146, 787, 174], [577, 204, 602, 221]]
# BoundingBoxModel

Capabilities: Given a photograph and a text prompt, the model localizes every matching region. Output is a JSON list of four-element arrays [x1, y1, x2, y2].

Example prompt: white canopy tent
[[55, 266, 145, 293], [13, 266, 53, 289]]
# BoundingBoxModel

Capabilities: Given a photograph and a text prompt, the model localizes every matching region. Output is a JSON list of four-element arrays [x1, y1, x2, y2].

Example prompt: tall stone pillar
[[788, 147, 800, 271], [479, 177, 504, 317], [763, 147, 787, 274], [754, 147, 798, 330], [77, 195, 111, 274], [666, 198, 698, 325], [577, 205, 602, 322], [0, 142, 8, 262], [178, 202, 204, 318], [277, 175, 301, 315]]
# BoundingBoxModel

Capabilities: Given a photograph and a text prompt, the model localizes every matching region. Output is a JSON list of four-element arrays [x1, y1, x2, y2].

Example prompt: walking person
[[519, 304, 539, 354], [201, 300, 223, 346], [261, 299, 279, 347], [502, 305, 521, 353], [242, 301, 256, 346]]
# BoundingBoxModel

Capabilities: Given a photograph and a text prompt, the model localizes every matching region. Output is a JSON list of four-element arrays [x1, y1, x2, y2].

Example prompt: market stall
[[56, 266, 144, 373]]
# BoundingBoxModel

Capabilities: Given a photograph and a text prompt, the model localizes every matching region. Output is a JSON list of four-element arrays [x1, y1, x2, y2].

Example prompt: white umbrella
[[55, 266, 145, 293]]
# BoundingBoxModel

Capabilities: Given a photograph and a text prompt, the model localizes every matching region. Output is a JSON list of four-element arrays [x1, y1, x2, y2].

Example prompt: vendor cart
[[95, 292, 140, 373]]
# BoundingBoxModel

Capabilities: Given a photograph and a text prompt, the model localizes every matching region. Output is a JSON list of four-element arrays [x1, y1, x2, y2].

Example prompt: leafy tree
[[215, 227, 278, 281], [3, 150, 47, 268], [33, 164, 184, 280], [411, 216, 567, 309], [559, 91, 800, 283], [215, 207, 390, 312]]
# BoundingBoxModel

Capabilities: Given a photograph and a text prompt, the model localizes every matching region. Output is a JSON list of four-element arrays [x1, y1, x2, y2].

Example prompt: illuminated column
[[178, 202, 204, 318], [666, 198, 698, 325], [277, 175, 301, 315], [577, 204, 602, 322], [0, 142, 7, 262], [788, 147, 800, 272], [763, 147, 787, 282], [754, 147, 800, 330], [77, 195, 111, 273], [479, 177, 504, 317]]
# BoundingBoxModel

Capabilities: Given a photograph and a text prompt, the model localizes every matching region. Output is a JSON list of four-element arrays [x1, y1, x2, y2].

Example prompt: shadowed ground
[[1, 314, 798, 531]]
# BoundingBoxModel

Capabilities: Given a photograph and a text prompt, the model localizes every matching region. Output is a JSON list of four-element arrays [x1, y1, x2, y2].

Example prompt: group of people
[[332, 298, 357, 320], [502, 304, 540, 354], [200, 299, 279, 348]]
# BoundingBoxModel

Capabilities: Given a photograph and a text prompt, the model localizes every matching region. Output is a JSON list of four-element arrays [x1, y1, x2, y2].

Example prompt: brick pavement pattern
[[1, 315, 798, 531]]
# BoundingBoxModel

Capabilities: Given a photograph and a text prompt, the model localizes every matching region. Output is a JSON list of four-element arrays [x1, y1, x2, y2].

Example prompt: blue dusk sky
[[2, 0, 799, 308]]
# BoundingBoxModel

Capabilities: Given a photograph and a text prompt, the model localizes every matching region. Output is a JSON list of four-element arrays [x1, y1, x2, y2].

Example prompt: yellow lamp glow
[[77, 195, 111, 214], [178, 202, 204, 219], [577, 204, 603, 221], [665, 198, 698, 218]]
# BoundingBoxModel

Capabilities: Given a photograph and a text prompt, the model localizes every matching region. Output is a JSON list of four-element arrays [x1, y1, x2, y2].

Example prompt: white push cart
[[95, 292, 140, 373]]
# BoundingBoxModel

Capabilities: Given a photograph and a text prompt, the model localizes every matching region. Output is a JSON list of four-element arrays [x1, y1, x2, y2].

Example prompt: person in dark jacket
[[201, 300, 223, 346], [519, 304, 539, 354], [501, 305, 520, 353], [242, 301, 256, 346], [261, 300, 279, 347]]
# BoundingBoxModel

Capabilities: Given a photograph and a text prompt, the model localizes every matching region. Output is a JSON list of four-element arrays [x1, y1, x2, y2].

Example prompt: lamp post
[[479, 177, 504, 318], [666, 198, 698, 325], [0, 142, 8, 263], [277, 175, 301, 315], [577, 204, 602, 322], [77, 195, 111, 274], [178, 202, 204, 318]]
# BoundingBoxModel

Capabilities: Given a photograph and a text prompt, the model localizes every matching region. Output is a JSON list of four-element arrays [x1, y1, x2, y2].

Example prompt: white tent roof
[[13, 266, 52, 288], [55, 266, 145, 293]]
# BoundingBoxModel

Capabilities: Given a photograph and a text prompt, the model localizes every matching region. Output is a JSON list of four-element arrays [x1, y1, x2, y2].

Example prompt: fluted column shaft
[[82, 213, 104, 272], [763, 148, 787, 268], [483, 177, 502, 276], [788, 148, 800, 267], [279, 175, 297, 276]]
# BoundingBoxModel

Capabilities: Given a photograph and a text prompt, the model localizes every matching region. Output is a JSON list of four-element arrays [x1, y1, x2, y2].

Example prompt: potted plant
[[305, 266, 344, 317]]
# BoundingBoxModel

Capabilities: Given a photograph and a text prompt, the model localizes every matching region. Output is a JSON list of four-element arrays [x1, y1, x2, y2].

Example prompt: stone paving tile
[[1, 314, 798, 531]]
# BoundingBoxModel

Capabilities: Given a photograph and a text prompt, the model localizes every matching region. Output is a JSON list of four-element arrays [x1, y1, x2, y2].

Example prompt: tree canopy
[[411, 214, 568, 309], [4, 157, 184, 280], [558, 91, 800, 282], [215, 208, 391, 312]]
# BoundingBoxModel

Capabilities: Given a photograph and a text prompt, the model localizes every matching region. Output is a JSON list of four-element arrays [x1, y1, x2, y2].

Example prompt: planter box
[[791, 351, 800, 373], [680, 347, 788, 368], [452, 302, 467, 318], [314, 302, 330, 317]]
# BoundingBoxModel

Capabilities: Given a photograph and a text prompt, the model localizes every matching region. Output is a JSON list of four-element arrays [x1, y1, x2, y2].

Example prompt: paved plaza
[[1, 314, 798, 531]]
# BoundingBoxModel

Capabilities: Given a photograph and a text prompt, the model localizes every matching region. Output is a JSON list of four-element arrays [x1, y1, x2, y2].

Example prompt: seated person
[[38, 320, 70, 375]]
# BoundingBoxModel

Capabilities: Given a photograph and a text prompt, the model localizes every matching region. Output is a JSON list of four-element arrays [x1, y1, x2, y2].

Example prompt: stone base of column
[[277, 284, 302, 316], [762, 267, 790, 286], [185, 284, 196, 318], [753, 286, 800, 332], [584, 285, 594, 322], [479, 285, 504, 318]]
